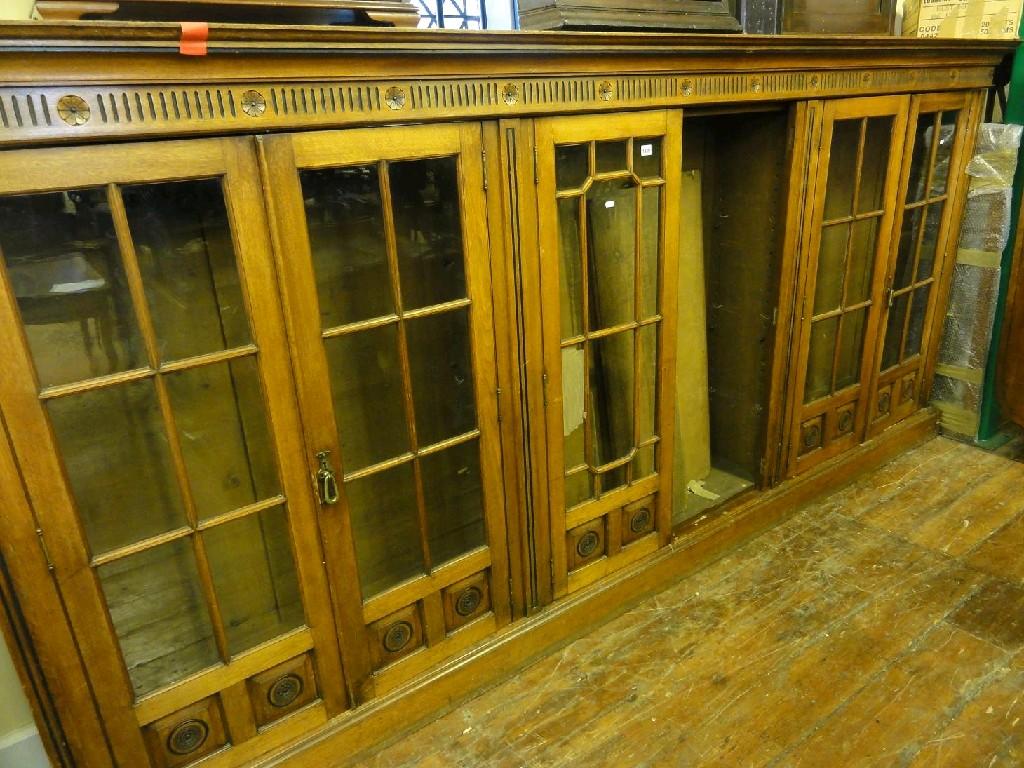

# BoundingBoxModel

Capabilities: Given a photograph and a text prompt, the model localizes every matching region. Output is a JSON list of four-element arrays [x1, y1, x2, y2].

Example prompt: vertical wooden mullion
[[578, 191, 597, 497], [378, 161, 433, 574], [108, 183, 233, 664]]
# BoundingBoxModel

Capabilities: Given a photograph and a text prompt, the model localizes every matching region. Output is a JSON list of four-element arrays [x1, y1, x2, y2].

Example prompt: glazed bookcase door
[[0, 139, 345, 768], [867, 91, 979, 436], [789, 96, 909, 475], [259, 123, 510, 701], [534, 111, 682, 598]]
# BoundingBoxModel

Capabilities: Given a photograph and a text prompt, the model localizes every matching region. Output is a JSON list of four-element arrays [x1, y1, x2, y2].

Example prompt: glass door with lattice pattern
[[533, 111, 682, 598], [789, 96, 909, 474], [259, 123, 510, 702]]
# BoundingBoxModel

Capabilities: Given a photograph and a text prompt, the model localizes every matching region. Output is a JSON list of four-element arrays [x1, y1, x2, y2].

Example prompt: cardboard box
[[903, 0, 1022, 39]]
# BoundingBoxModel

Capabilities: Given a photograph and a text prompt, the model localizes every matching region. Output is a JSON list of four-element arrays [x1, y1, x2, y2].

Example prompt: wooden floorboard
[[346, 436, 1024, 767]]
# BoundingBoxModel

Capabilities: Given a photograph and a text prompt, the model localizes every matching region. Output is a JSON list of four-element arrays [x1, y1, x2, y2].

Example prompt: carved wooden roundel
[[629, 507, 652, 534], [837, 409, 854, 435], [56, 95, 90, 126], [385, 86, 407, 110], [241, 89, 267, 117], [455, 586, 483, 617], [167, 719, 209, 756], [599, 80, 614, 101], [267, 673, 304, 709], [576, 530, 601, 558], [901, 377, 916, 403], [802, 422, 822, 450], [501, 83, 519, 106], [383, 620, 414, 653], [877, 390, 892, 415]]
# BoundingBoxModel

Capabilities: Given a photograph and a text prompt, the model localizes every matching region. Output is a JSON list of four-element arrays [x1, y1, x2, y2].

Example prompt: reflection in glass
[[204, 505, 304, 655], [406, 308, 476, 446], [421, 440, 485, 565], [882, 292, 910, 370], [637, 325, 657, 444], [98, 538, 218, 696], [556, 144, 589, 191], [390, 157, 467, 311], [847, 217, 879, 305], [824, 120, 860, 220], [48, 379, 184, 555], [633, 138, 663, 180], [906, 113, 934, 204], [640, 186, 661, 319], [917, 201, 944, 281], [814, 224, 849, 314], [165, 357, 279, 520], [596, 140, 628, 173], [586, 179, 636, 331], [0, 188, 144, 388], [562, 345, 586, 472], [931, 111, 960, 197], [123, 180, 250, 362], [905, 286, 931, 358], [346, 462, 424, 597], [894, 206, 922, 290], [558, 196, 584, 340], [858, 117, 893, 214], [565, 470, 593, 509], [589, 331, 634, 469], [631, 444, 656, 483], [805, 317, 838, 402], [300, 164, 393, 328], [835, 308, 867, 390], [325, 325, 408, 472]]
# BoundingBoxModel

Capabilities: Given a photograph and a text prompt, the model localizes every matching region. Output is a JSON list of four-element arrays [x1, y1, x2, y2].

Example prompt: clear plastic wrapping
[[931, 123, 1022, 437]]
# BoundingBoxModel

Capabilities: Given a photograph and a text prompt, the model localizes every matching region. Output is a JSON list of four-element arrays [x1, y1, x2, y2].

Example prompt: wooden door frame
[[532, 109, 682, 600], [0, 138, 346, 767], [786, 94, 911, 477], [258, 122, 512, 701], [865, 89, 984, 438]]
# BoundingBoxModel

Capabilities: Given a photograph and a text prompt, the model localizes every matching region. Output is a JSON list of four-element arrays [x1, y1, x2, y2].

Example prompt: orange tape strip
[[179, 22, 209, 56]]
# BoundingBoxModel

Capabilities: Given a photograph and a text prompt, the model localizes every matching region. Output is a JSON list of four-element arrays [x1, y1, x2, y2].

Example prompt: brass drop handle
[[315, 450, 340, 506]]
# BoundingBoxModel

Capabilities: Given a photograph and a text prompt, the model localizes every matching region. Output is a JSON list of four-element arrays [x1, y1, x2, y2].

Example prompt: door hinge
[[533, 145, 540, 185], [542, 372, 549, 408], [36, 528, 54, 572], [482, 148, 489, 192], [496, 386, 503, 423]]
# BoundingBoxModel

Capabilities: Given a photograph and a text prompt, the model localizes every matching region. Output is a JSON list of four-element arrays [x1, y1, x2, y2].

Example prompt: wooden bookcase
[[0, 24, 1012, 768]]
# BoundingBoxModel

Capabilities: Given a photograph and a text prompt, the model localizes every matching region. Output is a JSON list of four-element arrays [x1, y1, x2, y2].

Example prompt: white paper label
[[640, 143, 654, 157], [605, 200, 615, 209]]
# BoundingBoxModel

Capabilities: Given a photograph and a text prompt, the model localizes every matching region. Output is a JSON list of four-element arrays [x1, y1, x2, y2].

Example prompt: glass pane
[[640, 186, 661, 320], [556, 143, 589, 191], [300, 165, 393, 328], [602, 465, 627, 496], [931, 111, 960, 197], [562, 344, 586, 471], [589, 331, 634, 468], [564, 470, 593, 509], [630, 444, 656, 483], [0, 189, 144, 388], [859, 116, 894, 214], [98, 538, 218, 697], [325, 325, 408, 473], [406, 308, 476, 446], [165, 356, 279, 521], [422, 439, 485, 566], [204, 505, 304, 656], [390, 157, 467, 311], [847, 217, 880, 305], [805, 316, 838, 403], [835, 308, 867, 391], [814, 224, 849, 315], [122, 180, 250, 362], [905, 113, 935, 204], [633, 138, 663, 180], [905, 286, 932, 359], [586, 179, 636, 331], [48, 379, 185, 556], [558, 196, 584, 340], [824, 119, 860, 220], [883, 292, 910, 370], [637, 325, 657, 444], [596, 140, 628, 173], [893, 206, 923, 291], [917, 201, 945, 282], [346, 462, 424, 597]]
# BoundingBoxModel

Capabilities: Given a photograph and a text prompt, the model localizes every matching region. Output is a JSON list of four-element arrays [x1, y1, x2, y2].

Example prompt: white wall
[[0, 0, 33, 20]]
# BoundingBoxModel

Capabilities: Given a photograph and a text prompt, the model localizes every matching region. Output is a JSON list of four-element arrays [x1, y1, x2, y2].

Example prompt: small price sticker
[[640, 143, 655, 157]]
